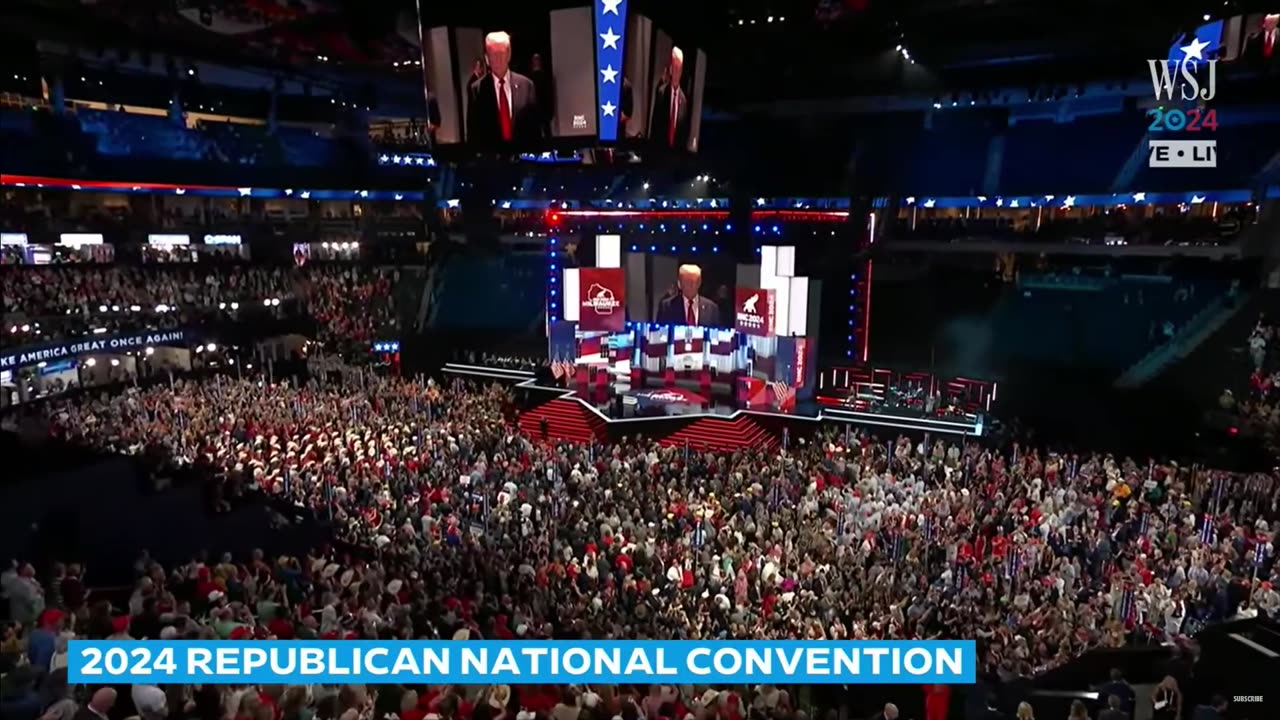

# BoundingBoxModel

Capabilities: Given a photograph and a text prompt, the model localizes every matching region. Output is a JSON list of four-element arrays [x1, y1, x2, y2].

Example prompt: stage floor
[[441, 363, 988, 436]]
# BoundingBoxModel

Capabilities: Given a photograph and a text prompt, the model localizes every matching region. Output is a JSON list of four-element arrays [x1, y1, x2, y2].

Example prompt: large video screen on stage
[[639, 256, 736, 328], [416, 3, 707, 153], [569, 246, 776, 334]]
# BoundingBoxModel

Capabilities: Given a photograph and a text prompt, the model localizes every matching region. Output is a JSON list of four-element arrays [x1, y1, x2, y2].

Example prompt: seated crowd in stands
[[903, 208, 1251, 246], [1, 264, 399, 350]]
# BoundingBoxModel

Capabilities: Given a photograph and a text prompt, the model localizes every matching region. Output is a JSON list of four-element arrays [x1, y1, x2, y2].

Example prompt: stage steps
[[517, 398, 606, 444], [659, 415, 778, 452]]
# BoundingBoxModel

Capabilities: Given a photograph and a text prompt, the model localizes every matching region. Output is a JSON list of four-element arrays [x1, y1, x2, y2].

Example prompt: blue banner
[[69, 640, 976, 684], [594, 0, 629, 141], [0, 329, 188, 370]]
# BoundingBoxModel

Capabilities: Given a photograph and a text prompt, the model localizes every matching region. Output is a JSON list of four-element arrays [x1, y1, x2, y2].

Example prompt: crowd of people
[[22, 370, 1280, 651], [1239, 317, 1278, 451], [902, 208, 1252, 247], [1, 264, 400, 349]]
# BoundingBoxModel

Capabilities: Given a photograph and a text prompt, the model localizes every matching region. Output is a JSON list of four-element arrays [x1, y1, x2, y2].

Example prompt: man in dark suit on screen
[[655, 264, 720, 326], [647, 46, 691, 150], [466, 31, 542, 146], [1244, 14, 1279, 73]]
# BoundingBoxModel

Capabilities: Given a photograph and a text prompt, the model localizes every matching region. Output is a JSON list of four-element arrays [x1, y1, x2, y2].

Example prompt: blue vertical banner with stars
[[594, 0, 628, 142]]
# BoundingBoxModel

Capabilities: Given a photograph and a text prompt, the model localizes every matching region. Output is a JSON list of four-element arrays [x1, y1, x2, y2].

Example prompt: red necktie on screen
[[685, 297, 695, 325], [498, 78, 513, 141], [668, 90, 678, 147], [1266, 31, 1275, 58]]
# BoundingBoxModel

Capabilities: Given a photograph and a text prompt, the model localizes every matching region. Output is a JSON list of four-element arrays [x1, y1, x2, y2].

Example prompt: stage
[[441, 362, 989, 451]]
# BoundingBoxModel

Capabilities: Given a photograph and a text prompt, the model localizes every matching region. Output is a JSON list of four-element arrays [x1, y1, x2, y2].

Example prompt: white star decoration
[[238, 187, 252, 196], [600, 27, 620, 50], [995, 197, 1004, 207], [601, 0, 622, 15], [1181, 37, 1211, 62], [601, 101, 617, 116], [1132, 192, 1146, 203], [1191, 195, 1206, 204], [1009, 199, 1019, 208], [923, 199, 936, 208], [1063, 195, 1076, 207], [447, 198, 460, 208], [601, 65, 618, 83]]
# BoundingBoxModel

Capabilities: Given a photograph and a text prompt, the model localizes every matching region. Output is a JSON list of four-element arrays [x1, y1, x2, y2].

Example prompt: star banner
[[594, 0, 628, 141]]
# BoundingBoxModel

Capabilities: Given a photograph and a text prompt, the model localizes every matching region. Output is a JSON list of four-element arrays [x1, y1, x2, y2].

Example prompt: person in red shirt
[[266, 606, 295, 640], [923, 684, 951, 720], [991, 531, 1008, 560]]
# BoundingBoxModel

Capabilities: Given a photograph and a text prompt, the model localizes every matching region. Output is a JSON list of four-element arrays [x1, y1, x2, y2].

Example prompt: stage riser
[[516, 398, 607, 444], [658, 416, 778, 452]]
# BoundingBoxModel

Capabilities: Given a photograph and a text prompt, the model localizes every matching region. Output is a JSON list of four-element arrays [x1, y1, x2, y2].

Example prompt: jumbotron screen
[[416, 2, 707, 153]]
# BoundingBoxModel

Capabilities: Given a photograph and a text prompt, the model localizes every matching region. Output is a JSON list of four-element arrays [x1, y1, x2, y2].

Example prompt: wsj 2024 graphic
[[1147, 36, 1218, 168]]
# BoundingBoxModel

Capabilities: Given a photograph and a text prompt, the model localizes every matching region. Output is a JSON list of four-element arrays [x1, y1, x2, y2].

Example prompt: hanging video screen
[[417, 5, 598, 151], [621, 13, 708, 153], [415, 2, 707, 154]]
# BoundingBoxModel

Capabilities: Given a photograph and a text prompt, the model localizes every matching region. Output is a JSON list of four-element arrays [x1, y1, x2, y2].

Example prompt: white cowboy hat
[[489, 685, 511, 709]]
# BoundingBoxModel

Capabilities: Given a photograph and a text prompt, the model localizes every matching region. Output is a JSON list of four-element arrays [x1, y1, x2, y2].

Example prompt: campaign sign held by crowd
[[577, 268, 626, 332]]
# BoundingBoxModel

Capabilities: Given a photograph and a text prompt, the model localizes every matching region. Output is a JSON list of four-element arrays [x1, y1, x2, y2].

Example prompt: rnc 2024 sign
[[0, 330, 188, 370]]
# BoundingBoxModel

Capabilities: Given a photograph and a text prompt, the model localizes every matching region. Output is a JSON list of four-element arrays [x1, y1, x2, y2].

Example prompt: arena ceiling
[[708, 0, 1263, 100], [8, 0, 1272, 100]]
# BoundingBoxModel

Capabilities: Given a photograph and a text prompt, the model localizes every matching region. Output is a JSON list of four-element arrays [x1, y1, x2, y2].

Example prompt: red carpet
[[517, 398, 607, 444], [658, 414, 778, 452]]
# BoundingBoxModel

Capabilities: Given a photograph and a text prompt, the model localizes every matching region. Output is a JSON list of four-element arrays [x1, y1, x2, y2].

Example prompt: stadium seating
[[992, 272, 1231, 371], [1000, 115, 1145, 195], [426, 253, 546, 330]]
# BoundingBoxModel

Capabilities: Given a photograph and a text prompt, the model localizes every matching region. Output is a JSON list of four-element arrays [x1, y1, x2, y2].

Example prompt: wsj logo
[[573, 115, 588, 130], [1149, 139, 1217, 168], [1146, 42, 1218, 168], [1147, 57, 1217, 101]]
